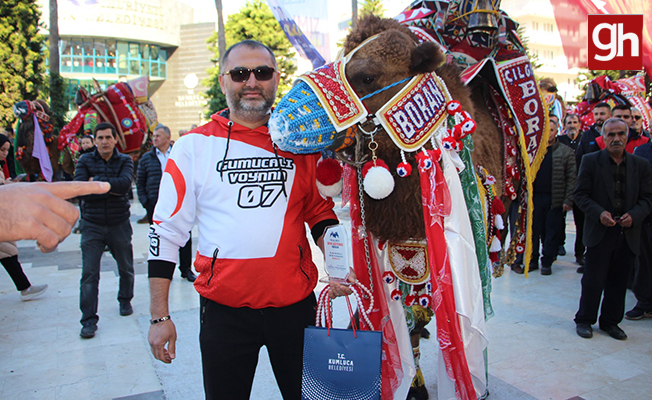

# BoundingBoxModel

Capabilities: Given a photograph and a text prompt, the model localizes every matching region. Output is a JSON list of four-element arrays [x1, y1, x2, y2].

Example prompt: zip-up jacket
[[148, 112, 338, 309], [551, 141, 576, 208], [74, 148, 133, 225], [137, 147, 163, 209]]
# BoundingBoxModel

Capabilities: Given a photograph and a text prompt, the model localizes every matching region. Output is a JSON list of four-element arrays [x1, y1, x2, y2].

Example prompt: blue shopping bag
[[301, 324, 382, 399]]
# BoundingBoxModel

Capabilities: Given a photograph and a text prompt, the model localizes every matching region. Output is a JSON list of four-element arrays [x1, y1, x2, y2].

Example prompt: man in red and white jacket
[[147, 40, 347, 400]]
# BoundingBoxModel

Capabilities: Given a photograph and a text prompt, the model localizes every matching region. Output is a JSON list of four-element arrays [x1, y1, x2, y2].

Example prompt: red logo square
[[588, 14, 643, 70]]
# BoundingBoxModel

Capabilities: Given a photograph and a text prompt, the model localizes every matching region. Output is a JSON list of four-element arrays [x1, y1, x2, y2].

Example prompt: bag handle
[[316, 281, 375, 334]]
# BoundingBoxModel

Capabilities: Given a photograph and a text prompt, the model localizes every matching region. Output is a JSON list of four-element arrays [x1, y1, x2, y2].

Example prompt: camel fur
[[338, 15, 505, 243]]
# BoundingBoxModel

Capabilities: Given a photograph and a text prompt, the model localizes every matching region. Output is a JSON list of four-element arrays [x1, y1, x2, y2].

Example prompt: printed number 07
[[238, 184, 284, 208]]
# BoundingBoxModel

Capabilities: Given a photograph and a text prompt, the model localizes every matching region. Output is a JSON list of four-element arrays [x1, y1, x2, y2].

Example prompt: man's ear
[[409, 41, 445, 75], [218, 75, 226, 95]]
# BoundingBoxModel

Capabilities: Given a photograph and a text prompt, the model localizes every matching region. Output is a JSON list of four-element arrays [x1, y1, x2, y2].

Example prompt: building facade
[[38, 0, 215, 138], [501, 0, 584, 103]]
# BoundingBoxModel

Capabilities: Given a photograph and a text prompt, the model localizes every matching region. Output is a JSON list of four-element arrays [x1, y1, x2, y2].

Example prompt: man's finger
[[46, 198, 81, 226], [34, 181, 111, 200], [168, 338, 176, 360]]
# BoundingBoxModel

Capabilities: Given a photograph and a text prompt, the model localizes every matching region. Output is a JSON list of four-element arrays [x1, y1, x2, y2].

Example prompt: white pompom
[[489, 236, 502, 252], [316, 179, 343, 198], [494, 214, 504, 230], [363, 166, 395, 200]]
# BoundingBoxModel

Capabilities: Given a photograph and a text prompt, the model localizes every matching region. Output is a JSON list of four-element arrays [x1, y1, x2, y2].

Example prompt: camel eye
[[362, 76, 375, 85]]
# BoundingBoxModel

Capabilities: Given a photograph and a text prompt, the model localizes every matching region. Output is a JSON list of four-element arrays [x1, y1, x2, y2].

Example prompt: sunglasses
[[633, 115, 642, 120], [224, 66, 275, 83]]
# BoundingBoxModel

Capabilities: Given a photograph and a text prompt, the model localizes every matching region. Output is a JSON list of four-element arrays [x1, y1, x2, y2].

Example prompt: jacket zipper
[[207, 248, 219, 286], [298, 245, 309, 280]]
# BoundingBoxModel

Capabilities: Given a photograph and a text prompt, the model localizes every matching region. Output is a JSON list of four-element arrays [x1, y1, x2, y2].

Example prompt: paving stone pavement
[[1, 197, 651, 399]]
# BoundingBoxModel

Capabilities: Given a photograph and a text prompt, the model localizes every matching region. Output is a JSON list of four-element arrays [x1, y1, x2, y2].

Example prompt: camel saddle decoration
[[58, 76, 157, 174]]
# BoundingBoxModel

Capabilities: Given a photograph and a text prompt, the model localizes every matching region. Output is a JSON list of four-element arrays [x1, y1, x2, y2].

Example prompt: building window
[[59, 37, 167, 79]]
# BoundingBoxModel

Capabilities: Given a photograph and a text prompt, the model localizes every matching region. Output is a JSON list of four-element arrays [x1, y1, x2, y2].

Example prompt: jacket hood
[[208, 109, 271, 138]]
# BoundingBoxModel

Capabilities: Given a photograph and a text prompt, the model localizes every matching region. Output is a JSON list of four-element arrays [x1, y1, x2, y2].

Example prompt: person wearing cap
[[574, 118, 652, 341], [147, 40, 349, 399]]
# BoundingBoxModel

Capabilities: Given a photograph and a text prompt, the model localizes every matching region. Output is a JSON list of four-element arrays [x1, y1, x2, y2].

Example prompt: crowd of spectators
[[517, 99, 652, 340]]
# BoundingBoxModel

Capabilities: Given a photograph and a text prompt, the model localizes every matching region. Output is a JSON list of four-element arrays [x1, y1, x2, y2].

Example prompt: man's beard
[[226, 87, 275, 121]]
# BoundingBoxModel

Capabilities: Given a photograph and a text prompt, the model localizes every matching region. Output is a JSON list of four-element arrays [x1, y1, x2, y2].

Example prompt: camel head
[[341, 16, 445, 115], [269, 16, 476, 241]]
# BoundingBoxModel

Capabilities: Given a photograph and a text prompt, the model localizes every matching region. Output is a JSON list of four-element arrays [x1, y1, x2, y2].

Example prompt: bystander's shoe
[[625, 307, 652, 320], [528, 263, 539, 272], [575, 322, 593, 338], [511, 264, 524, 274], [600, 325, 627, 340], [20, 284, 48, 301], [541, 265, 552, 275], [137, 215, 149, 224], [80, 323, 97, 339], [119, 302, 133, 316], [558, 245, 566, 256], [575, 256, 585, 266], [181, 269, 197, 282], [576, 266, 584, 274]]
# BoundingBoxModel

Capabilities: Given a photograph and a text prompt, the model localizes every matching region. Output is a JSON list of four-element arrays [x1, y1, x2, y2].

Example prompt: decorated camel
[[270, 12, 549, 400], [13, 76, 157, 181], [13, 99, 60, 182]]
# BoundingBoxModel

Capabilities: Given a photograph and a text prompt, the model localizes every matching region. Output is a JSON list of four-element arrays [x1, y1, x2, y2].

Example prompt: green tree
[[204, 0, 296, 117], [359, 0, 385, 18], [0, 0, 48, 127]]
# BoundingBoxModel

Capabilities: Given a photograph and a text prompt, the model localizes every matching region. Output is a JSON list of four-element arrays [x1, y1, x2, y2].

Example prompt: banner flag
[[267, 0, 327, 69]]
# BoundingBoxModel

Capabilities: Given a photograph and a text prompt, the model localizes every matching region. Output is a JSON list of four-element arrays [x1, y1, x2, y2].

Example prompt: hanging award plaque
[[323, 224, 351, 283]]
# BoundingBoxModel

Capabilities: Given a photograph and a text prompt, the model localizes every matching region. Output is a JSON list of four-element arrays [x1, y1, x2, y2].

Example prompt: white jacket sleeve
[[148, 140, 196, 263]]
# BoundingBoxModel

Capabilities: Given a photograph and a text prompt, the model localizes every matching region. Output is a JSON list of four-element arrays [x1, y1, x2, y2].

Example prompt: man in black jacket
[[574, 118, 652, 340], [74, 122, 135, 339], [576, 102, 611, 166], [137, 125, 196, 282]]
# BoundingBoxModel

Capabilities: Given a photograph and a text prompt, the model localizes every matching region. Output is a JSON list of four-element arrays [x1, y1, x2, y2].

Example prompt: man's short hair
[[593, 102, 611, 111], [220, 40, 277, 73], [94, 122, 117, 138], [601, 117, 629, 135], [155, 125, 171, 137], [612, 104, 631, 113], [563, 113, 579, 124]]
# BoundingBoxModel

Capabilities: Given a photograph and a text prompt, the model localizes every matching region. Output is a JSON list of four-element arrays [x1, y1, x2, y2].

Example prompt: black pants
[[633, 221, 652, 310], [575, 226, 633, 328], [80, 220, 134, 325], [531, 194, 564, 268], [199, 293, 316, 400], [1, 255, 30, 291], [146, 204, 192, 271], [572, 203, 585, 258], [560, 204, 585, 258]]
